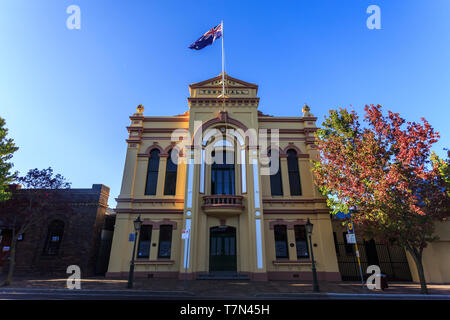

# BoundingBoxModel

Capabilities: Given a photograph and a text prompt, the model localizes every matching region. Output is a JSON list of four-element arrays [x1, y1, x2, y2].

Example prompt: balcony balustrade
[[202, 195, 244, 215]]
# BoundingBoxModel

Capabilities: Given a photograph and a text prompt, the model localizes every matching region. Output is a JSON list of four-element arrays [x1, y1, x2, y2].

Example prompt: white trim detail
[[183, 218, 191, 268], [252, 158, 260, 209], [202, 128, 220, 146], [241, 149, 247, 193], [255, 219, 263, 269], [213, 139, 233, 148], [187, 158, 194, 208], [228, 129, 245, 146], [199, 149, 205, 193]]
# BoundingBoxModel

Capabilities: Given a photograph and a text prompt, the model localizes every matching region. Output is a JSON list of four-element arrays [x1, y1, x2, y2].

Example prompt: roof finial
[[136, 104, 144, 115], [302, 103, 312, 117]]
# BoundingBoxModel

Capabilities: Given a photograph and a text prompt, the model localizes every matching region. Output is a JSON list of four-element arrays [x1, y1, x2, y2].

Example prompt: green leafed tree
[[0, 117, 19, 202]]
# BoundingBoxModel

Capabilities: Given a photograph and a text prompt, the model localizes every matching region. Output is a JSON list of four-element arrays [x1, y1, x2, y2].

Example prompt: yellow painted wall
[[407, 221, 450, 283], [107, 74, 340, 280]]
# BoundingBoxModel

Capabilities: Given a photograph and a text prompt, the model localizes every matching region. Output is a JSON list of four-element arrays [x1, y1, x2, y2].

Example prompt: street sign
[[346, 233, 356, 244], [182, 229, 190, 240], [128, 233, 135, 242], [347, 221, 355, 234]]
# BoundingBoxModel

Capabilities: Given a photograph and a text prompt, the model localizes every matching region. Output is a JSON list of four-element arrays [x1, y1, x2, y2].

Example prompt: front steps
[[196, 272, 250, 280]]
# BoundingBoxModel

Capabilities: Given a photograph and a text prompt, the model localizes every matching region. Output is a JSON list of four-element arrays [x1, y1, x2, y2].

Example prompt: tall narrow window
[[158, 225, 173, 258], [211, 150, 235, 195], [164, 150, 178, 195], [145, 149, 160, 195], [294, 225, 309, 258], [274, 225, 289, 259], [43, 220, 64, 256], [287, 149, 302, 196], [137, 225, 152, 258], [269, 150, 283, 196]]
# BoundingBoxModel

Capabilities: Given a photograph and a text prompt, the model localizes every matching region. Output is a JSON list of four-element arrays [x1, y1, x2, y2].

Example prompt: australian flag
[[189, 23, 223, 50]]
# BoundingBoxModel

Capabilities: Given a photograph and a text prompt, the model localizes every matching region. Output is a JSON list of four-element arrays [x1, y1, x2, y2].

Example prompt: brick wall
[[0, 184, 110, 276]]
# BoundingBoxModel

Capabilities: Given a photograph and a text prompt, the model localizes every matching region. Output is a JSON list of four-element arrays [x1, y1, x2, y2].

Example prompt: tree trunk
[[407, 246, 428, 294], [4, 236, 16, 286]]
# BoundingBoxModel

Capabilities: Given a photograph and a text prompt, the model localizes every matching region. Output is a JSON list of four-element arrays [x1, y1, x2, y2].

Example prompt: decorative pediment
[[189, 72, 258, 89], [189, 73, 258, 99]]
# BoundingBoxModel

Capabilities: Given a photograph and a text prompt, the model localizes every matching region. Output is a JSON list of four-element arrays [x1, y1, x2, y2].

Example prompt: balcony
[[202, 195, 244, 216]]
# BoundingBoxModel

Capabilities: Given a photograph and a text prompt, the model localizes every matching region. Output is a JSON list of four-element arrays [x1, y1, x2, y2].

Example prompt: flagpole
[[221, 20, 225, 103]]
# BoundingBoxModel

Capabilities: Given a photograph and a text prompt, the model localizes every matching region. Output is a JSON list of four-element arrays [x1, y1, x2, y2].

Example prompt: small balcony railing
[[202, 195, 244, 214]]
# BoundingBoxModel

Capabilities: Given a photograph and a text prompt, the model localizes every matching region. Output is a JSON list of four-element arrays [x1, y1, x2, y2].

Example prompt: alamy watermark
[[367, 5, 381, 30], [66, 5, 81, 30], [366, 265, 385, 290], [166, 120, 281, 176], [66, 265, 81, 289]]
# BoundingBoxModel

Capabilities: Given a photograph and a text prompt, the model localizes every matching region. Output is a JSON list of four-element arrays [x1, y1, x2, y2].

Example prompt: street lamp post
[[305, 218, 319, 292], [127, 215, 142, 289]]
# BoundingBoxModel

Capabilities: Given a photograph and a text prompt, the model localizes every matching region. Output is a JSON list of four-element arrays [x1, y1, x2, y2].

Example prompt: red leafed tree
[[312, 104, 449, 294]]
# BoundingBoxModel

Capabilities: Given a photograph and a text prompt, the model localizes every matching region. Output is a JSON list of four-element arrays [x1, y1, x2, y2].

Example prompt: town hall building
[[106, 73, 342, 281]]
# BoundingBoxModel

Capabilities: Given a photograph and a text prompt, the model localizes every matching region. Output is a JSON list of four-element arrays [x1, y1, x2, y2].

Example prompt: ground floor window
[[274, 225, 288, 259], [137, 225, 152, 258], [158, 225, 173, 258], [294, 225, 309, 258]]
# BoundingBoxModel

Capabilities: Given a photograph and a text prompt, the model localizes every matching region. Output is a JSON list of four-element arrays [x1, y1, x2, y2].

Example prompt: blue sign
[[128, 233, 135, 242], [336, 211, 352, 219], [347, 222, 355, 234]]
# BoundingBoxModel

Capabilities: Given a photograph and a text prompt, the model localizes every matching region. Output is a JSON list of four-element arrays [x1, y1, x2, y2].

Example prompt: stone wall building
[[0, 184, 110, 276]]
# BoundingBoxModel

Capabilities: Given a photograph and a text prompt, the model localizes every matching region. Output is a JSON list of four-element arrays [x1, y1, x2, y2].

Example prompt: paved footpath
[[0, 276, 449, 299], [0, 288, 449, 300]]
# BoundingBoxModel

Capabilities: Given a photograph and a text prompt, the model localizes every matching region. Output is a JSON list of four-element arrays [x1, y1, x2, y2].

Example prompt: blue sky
[[1, 0, 449, 207]]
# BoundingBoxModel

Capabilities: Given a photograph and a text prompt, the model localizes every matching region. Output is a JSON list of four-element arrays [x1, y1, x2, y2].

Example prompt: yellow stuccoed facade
[[106, 73, 340, 281], [406, 221, 450, 283]]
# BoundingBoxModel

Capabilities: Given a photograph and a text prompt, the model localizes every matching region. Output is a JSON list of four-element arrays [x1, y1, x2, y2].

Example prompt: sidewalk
[[1, 275, 449, 297]]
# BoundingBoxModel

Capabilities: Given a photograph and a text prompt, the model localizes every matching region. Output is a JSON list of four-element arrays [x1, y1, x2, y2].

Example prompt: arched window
[[145, 149, 160, 195], [164, 150, 178, 195], [269, 150, 283, 196], [43, 220, 64, 256], [211, 150, 235, 195], [274, 225, 288, 259], [287, 149, 302, 196]]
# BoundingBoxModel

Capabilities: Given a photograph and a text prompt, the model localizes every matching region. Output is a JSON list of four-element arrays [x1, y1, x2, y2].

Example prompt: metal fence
[[335, 241, 412, 282]]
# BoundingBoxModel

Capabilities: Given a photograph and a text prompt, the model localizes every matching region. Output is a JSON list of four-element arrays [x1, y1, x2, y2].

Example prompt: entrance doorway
[[209, 226, 237, 272]]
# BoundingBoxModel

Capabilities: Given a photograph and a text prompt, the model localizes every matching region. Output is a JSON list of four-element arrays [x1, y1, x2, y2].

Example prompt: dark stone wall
[[0, 184, 110, 277]]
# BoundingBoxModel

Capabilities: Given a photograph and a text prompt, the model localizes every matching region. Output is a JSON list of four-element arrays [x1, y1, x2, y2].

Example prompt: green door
[[209, 226, 237, 272]]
